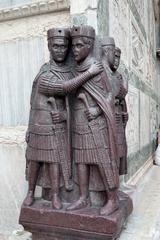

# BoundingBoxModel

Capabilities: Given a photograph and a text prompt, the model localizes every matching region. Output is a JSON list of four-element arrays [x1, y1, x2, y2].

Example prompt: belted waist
[[31, 101, 65, 112], [73, 117, 107, 134], [31, 107, 50, 112], [73, 100, 98, 110], [28, 123, 66, 134]]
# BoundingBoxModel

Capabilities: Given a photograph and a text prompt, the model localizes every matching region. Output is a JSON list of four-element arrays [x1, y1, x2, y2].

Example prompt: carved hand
[[85, 107, 102, 121], [88, 62, 103, 76], [122, 112, 128, 125], [51, 111, 67, 124]]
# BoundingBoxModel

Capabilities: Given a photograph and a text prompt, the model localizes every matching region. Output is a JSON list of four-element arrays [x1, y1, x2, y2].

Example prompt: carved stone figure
[[101, 37, 128, 175], [24, 27, 102, 210], [64, 26, 119, 215], [113, 47, 128, 175], [23, 28, 72, 210]]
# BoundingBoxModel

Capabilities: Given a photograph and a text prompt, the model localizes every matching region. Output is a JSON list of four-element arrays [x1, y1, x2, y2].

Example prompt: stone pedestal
[[19, 192, 132, 240]]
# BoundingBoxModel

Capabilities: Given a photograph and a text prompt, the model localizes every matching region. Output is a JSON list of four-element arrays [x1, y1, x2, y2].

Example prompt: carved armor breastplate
[[29, 68, 69, 126]]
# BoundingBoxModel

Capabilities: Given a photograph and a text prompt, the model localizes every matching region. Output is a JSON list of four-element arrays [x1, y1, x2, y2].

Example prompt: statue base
[[19, 191, 133, 240]]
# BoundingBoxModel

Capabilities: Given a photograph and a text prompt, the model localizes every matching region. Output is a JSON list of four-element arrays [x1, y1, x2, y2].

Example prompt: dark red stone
[[19, 192, 133, 240]]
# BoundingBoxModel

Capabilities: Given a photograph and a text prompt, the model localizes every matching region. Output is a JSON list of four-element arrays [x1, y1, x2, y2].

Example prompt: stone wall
[[107, 0, 159, 180]]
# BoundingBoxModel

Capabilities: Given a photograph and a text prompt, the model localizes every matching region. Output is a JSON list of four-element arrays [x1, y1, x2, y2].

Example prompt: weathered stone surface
[[126, 84, 139, 155], [120, 166, 160, 240], [109, 0, 130, 66], [9, 230, 32, 240], [0, 127, 41, 239], [19, 192, 132, 240], [97, 0, 109, 36], [0, 142, 27, 237], [140, 92, 150, 148]]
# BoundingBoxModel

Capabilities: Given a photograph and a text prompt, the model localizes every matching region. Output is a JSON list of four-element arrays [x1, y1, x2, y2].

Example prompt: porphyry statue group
[[23, 25, 128, 216]]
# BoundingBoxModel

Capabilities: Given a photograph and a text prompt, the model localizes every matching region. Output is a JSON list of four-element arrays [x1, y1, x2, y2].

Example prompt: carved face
[[103, 46, 115, 70], [72, 37, 92, 63], [113, 50, 121, 71], [48, 37, 69, 63]]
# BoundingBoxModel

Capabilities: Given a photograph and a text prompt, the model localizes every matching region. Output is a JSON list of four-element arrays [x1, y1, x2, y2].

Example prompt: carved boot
[[23, 190, 34, 206], [66, 197, 90, 211], [100, 190, 119, 216], [52, 193, 62, 210]]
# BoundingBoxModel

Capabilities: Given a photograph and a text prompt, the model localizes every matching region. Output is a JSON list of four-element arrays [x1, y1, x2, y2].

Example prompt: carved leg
[[24, 161, 41, 206], [97, 161, 119, 216], [49, 163, 62, 210], [100, 189, 119, 216], [67, 164, 90, 211]]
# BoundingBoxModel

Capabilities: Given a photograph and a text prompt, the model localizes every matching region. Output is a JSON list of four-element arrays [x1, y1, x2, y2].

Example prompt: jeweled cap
[[47, 28, 70, 40], [71, 25, 95, 39], [101, 37, 115, 47]]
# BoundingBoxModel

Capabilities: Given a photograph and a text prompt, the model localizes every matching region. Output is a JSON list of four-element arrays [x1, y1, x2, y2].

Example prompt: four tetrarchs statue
[[23, 25, 129, 218]]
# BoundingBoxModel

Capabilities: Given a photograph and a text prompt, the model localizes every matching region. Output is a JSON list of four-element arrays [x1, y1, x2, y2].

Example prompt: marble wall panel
[[130, 14, 146, 81], [148, 0, 156, 51], [150, 98, 157, 141], [109, 0, 130, 67], [0, 37, 45, 126], [139, 91, 150, 149], [126, 84, 140, 155], [132, 0, 148, 32]]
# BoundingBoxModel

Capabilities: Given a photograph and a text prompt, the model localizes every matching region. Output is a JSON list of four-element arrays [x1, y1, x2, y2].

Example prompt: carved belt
[[29, 123, 66, 134], [73, 118, 107, 134], [31, 104, 65, 112], [73, 98, 98, 110]]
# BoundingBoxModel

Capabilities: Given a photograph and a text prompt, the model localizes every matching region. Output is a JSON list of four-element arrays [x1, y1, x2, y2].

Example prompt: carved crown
[[101, 37, 115, 47], [47, 28, 70, 40], [70, 26, 95, 39]]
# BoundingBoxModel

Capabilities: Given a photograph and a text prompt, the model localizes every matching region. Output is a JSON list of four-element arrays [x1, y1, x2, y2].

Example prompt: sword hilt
[[47, 97, 57, 111], [77, 93, 90, 110]]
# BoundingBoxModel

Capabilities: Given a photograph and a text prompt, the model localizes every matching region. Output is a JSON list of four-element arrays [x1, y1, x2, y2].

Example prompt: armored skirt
[[26, 123, 68, 164], [115, 104, 128, 175], [115, 112, 127, 159], [72, 113, 119, 190]]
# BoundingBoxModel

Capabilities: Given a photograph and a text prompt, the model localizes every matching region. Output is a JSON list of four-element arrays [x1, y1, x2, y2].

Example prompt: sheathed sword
[[47, 97, 72, 191]]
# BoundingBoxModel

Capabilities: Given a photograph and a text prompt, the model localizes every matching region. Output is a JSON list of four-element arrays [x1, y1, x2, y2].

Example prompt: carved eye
[[53, 44, 58, 49], [61, 45, 67, 50], [76, 44, 83, 49]]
